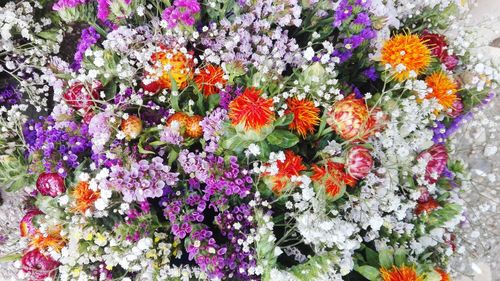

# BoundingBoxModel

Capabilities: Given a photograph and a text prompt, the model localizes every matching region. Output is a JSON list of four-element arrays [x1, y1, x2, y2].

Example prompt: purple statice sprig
[[52, 0, 88, 11], [72, 26, 101, 71], [162, 0, 201, 29], [0, 84, 21, 109]]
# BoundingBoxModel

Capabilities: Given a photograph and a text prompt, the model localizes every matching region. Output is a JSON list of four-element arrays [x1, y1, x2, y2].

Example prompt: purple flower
[[0, 84, 21, 108], [97, 0, 111, 21], [199, 108, 228, 153], [162, 0, 201, 28], [72, 27, 100, 71], [52, 0, 88, 11], [362, 66, 378, 81], [333, 0, 353, 27]]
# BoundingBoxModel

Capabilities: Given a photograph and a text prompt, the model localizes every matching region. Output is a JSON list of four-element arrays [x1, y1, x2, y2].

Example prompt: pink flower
[[345, 146, 373, 179], [162, 0, 200, 28], [20, 209, 43, 237], [36, 173, 66, 197], [62, 81, 102, 112], [418, 144, 448, 184], [448, 99, 464, 118], [21, 249, 60, 281]]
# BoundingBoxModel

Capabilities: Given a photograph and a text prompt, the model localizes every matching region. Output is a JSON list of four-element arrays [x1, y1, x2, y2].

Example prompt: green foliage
[[266, 130, 300, 148], [0, 154, 34, 192]]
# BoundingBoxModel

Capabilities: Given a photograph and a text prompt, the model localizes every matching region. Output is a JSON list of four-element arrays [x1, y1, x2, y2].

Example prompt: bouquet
[[0, 0, 498, 280]]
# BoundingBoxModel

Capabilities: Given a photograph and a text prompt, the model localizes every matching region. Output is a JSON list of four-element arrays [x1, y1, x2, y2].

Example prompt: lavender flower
[[52, 0, 88, 11], [162, 0, 201, 28], [0, 84, 21, 109], [72, 26, 100, 71], [88, 111, 112, 154], [97, 0, 111, 21], [178, 150, 210, 182], [199, 108, 228, 153]]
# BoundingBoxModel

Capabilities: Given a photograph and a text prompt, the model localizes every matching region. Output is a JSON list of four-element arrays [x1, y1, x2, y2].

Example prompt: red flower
[[20, 209, 43, 237], [415, 197, 440, 215], [228, 88, 275, 131], [185, 115, 204, 139], [36, 173, 66, 197], [421, 31, 459, 71], [264, 150, 306, 193], [418, 144, 448, 184], [63, 81, 101, 112], [194, 64, 226, 96], [346, 146, 373, 179], [21, 249, 60, 281], [311, 161, 357, 199]]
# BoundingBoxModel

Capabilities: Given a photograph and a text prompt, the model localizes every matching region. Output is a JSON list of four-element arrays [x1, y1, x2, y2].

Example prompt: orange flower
[[285, 98, 320, 138], [150, 49, 194, 91], [415, 197, 440, 215], [435, 268, 450, 281], [381, 34, 431, 81], [185, 115, 204, 139], [71, 181, 100, 214], [327, 95, 381, 141], [424, 71, 458, 111], [121, 115, 143, 140], [166, 112, 189, 129], [228, 88, 275, 131], [380, 266, 424, 281], [264, 150, 306, 193], [30, 225, 66, 253], [194, 64, 226, 96], [311, 161, 357, 198]]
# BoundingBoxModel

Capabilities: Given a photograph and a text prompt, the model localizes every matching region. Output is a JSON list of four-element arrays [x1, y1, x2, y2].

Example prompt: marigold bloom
[[228, 88, 275, 131], [311, 161, 357, 198], [194, 64, 226, 96], [72, 181, 100, 214], [30, 225, 66, 253], [285, 98, 320, 138], [327, 95, 381, 141], [435, 268, 450, 281], [264, 150, 306, 193], [185, 115, 203, 139], [381, 34, 431, 81], [380, 266, 424, 281], [150, 49, 194, 91], [424, 71, 458, 111]]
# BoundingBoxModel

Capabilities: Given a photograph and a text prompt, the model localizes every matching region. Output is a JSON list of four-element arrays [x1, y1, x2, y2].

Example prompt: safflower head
[[285, 97, 320, 138], [380, 266, 424, 281], [264, 150, 306, 193], [194, 64, 226, 96], [311, 161, 357, 200], [71, 181, 100, 214], [424, 71, 458, 112], [381, 34, 431, 81]]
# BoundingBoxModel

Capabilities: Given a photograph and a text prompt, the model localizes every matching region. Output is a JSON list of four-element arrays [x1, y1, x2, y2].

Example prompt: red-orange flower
[[264, 150, 306, 193], [381, 34, 431, 81], [311, 161, 357, 198], [424, 71, 458, 111], [185, 115, 204, 139], [121, 115, 143, 140], [148, 49, 194, 91], [327, 94, 381, 141], [71, 181, 100, 214], [194, 64, 226, 96], [435, 268, 450, 281], [415, 197, 440, 215], [30, 225, 66, 253], [228, 88, 275, 131], [285, 98, 320, 138], [380, 266, 424, 281]]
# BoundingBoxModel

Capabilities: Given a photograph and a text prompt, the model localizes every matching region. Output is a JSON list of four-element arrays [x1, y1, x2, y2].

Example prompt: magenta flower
[[36, 173, 66, 197], [20, 209, 43, 237], [418, 144, 449, 184], [162, 0, 201, 28], [21, 249, 60, 280], [346, 146, 373, 179]]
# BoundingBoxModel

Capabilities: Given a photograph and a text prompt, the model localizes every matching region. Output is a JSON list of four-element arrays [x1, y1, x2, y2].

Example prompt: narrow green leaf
[[0, 253, 22, 263], [355, 265, 380, 280], [379, 249, 394, 269]]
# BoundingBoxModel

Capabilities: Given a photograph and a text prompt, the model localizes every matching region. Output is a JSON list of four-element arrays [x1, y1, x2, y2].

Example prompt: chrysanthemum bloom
[[381, 34, 431, 81], [121, 115, 143, 140], [185, 115, 204, 138], [194, 64, 226, 96], [21, 249, 60, 280], [30, 225, 66, 253], [311, 161, 357, 200], [20, 209, 43, 237], [71, 181, 100, 214], [228, 88, 275, 140], [346, 146, 373, 179], [435, 268, 450, 281], [147, 49, 194, 91], [327, 95, 381, 142], [424, 71, 458, 112], [36, 173, 66, 197], [285, 98, 320, 138], [264, 150, 306, 193], [380, 266, 424, 281], [415, 197, 440, 215], [418, 143, 448, 184]]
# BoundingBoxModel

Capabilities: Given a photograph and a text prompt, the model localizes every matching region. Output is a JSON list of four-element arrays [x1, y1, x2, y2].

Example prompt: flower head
[[418, 143, 448, 184], [285, 98, 320, 138], [149, 49, 194, 91], [121, 115, 143, 140], [380, 266, 424, 281], [424, 71, 458, 111], [228, 88, 275, 131], [21, 249, 60, 280], [311, 161, 356, 199], [36, 173, 66, 197], [30, 225, 66, 253], [20, 209, 43, 237], [71, 181, 100, 214], [194, 64, 226, 96], [435, 268, 450, 281], [185, 115, 204, 138], [264, 150, 306, 193], [415, 197, 440, 215], [381, 34, 431, 81], [346, 145, 373, 179]]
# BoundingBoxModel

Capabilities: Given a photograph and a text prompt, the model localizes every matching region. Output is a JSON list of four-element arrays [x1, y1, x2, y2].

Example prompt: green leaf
[[0, 253, 22, 263], [167, 149, 179, 166], [379, 249, 394, 269], [208, 94, 220, 111], [266, 130, 299, 148], [274, 114, 294, 127], [222, 135, 246, 152], [355, 265, 380, 280], [365, 247, 380, 267], [394, 248, 407, 267]]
